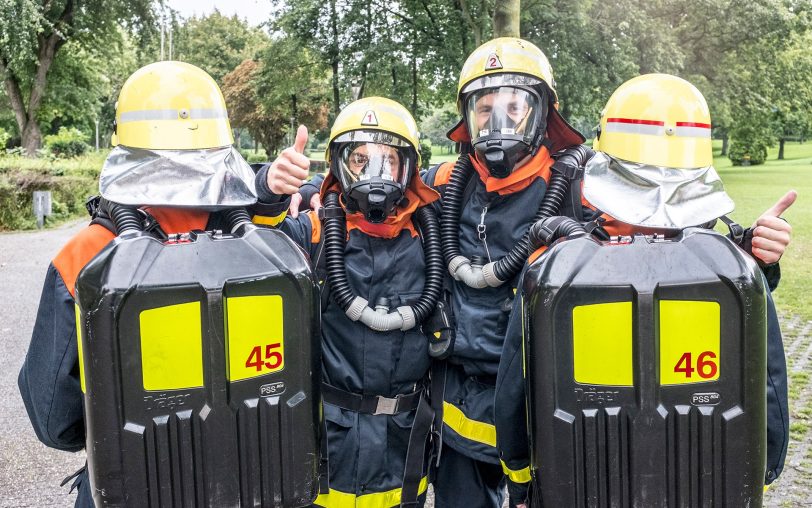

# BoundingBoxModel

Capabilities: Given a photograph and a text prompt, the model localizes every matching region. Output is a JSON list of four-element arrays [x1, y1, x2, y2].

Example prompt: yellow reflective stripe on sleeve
[[252, 211, 287, 226], [313, 476, 428, 508], [442, 401, 496, 448], [75, 304, 86, 394], [500, 460, 531, 484]]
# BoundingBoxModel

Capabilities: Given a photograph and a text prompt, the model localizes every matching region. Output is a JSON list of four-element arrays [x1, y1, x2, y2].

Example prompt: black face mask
[[467, 86, 549, 178], [344, 177, 405, 223]]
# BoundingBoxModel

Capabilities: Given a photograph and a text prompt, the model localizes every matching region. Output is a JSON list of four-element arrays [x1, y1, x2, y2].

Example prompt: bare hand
[[288, 190, 323, 218], [266, 125, 310, 195], [750, 190, 796, 265]]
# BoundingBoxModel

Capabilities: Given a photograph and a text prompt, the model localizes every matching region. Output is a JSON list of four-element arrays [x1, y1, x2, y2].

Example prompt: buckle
[[373, 395, 399, 415]]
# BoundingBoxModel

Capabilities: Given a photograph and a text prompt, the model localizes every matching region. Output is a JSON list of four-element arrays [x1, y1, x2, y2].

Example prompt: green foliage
[[0, 127, 9, 150], [728, 123, 771, 166], [44, 127, 90, 158], [418, 142, 432, 170], [0, 151, 105, 229], [173, 11, 267, 83]]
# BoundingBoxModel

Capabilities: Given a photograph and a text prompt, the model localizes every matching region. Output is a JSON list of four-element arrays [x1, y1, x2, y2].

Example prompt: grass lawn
[[712, 140, 812, 320]]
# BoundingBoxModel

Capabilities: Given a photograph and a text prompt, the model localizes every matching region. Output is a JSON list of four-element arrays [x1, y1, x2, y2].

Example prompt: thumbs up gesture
[[266, 125, 311, 196], [750, 190, 797, 265]]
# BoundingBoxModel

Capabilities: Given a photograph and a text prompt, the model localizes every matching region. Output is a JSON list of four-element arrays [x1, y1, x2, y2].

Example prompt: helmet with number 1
[[447, 37, 584, 178], [594, 74, 713, 169], [327, 97, 420, 223]]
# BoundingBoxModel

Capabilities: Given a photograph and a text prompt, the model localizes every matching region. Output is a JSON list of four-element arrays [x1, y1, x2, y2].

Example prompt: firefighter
[[494, 73, 793, 506], [17, 61, 260, 507], [417, 37, 586, 508], [254, 97, 444, 507]]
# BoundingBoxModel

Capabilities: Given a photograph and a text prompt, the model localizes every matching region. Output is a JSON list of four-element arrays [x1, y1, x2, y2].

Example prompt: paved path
[[0, 220, 87, 507], [0, 221, 809, 507], [764, 313, 812, 507]]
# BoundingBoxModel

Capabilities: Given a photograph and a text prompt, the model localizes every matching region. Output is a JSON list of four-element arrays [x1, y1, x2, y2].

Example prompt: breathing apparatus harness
[[87, 196, 255, 237], [319, 192, 444, 332], [441, 145, 593, 288]]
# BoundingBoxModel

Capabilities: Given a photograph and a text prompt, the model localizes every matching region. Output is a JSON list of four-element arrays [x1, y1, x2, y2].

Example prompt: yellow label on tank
[[660, 300, 720, 385], [75, 304, 86, 394], [572, 302, 633, 386], [226, 295, 285, 381], [139, 301, 204, 391]]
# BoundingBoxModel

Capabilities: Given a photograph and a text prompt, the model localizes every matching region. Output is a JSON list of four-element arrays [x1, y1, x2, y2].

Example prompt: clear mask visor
[[465, 87, 541, 143], [335, 134, 413, 190]]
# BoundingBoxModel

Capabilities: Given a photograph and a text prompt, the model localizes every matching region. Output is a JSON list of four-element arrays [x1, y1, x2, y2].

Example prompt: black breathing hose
[[440, 154, 474, 267], [441, 145, 594, 284], [322, 192, 356, 311], [105, 199, 143, 234], [223, 207, 254, 232], [411, 206, 443, 323], [322, 192, 443, 326], [528, 216, 588, 250]]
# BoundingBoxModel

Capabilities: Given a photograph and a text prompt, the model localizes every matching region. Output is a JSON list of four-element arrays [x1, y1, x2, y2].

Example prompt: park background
[[0, 0, 811, 506]]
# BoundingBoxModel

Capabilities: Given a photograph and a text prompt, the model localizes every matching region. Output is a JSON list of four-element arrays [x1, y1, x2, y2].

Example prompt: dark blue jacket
[[422, 154, 573, 465], [255, 168, 434, 507]]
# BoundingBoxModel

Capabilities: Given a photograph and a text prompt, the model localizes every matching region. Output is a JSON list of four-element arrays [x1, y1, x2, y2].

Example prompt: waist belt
[[321, 382, 422, 416]]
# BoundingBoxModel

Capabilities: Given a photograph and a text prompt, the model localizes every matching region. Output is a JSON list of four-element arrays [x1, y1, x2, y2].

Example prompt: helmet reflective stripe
[[604, 118, 665, 136], [675, 122, 712, 138], [597, 73, 713, 168], [119, 108, 228, 124]]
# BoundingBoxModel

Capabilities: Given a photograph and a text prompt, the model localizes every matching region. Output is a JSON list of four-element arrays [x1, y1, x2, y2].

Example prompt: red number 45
[[674, 351, 717, 379], [246, 343, 283, 372]]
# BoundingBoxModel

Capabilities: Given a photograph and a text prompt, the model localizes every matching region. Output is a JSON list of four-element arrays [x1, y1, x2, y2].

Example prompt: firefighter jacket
[[493, 203, 791, 503], [422, 147, 575, 464], [16, 207, 256, 508], [254, 166, 438, 507]]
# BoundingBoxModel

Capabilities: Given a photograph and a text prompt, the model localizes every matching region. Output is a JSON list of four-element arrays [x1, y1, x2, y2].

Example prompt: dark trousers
[[433, 443, 507, 508]]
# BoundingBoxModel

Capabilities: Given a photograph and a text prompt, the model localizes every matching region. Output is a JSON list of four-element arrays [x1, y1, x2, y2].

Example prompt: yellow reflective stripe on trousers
[[252, 211, 287, 226], [314, 476, 428, 508], [500, 460, 531, 484], [442, 401, 496, 447]]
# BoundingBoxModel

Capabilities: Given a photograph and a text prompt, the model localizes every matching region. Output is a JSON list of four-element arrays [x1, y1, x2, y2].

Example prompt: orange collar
[[143, 207, 210, 234], [470, 145, 553, 195], [320, 170, 439, 239]]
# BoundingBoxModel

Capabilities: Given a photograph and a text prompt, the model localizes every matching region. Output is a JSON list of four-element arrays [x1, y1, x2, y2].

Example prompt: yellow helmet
[[114, 61, 233, 150], [448, 37, 584, 164], [326, 97, 421, 223], [594, 73, 713, 168], [457, 37, 556, 105]]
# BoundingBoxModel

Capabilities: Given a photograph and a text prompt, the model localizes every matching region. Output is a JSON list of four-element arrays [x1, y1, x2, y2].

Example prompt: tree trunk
[[457, 0, 483, 47], [721, 134, 729, 157], [493, 0, 521, 37], [778, 138, 785, 160], [329, 0, 340, 118], [22, 122, 42, 155]]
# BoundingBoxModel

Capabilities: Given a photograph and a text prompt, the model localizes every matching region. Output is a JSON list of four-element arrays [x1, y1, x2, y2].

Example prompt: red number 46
[[246, 343, 283, 372], [674, 351, 717, 379]]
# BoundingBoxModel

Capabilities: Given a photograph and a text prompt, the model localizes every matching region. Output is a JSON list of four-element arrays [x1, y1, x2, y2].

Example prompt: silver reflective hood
[[583, 151, 734, 229], [99, 145, 257, 210]]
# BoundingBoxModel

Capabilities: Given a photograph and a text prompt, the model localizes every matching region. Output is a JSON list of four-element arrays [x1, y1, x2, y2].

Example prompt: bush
[[246, 152, 269, 164], [0, 128, 10, 152], [419, 142, 432, 170], [728, 127, 770, 166], [44, 127, 90, 158]]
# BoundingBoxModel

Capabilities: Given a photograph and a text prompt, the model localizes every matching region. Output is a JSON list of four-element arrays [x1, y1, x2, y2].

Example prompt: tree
[[493, 0, 520, 37], [173, 11, 267, 84], [0, 0, 154, 155], [222, 46, 330, 158]]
